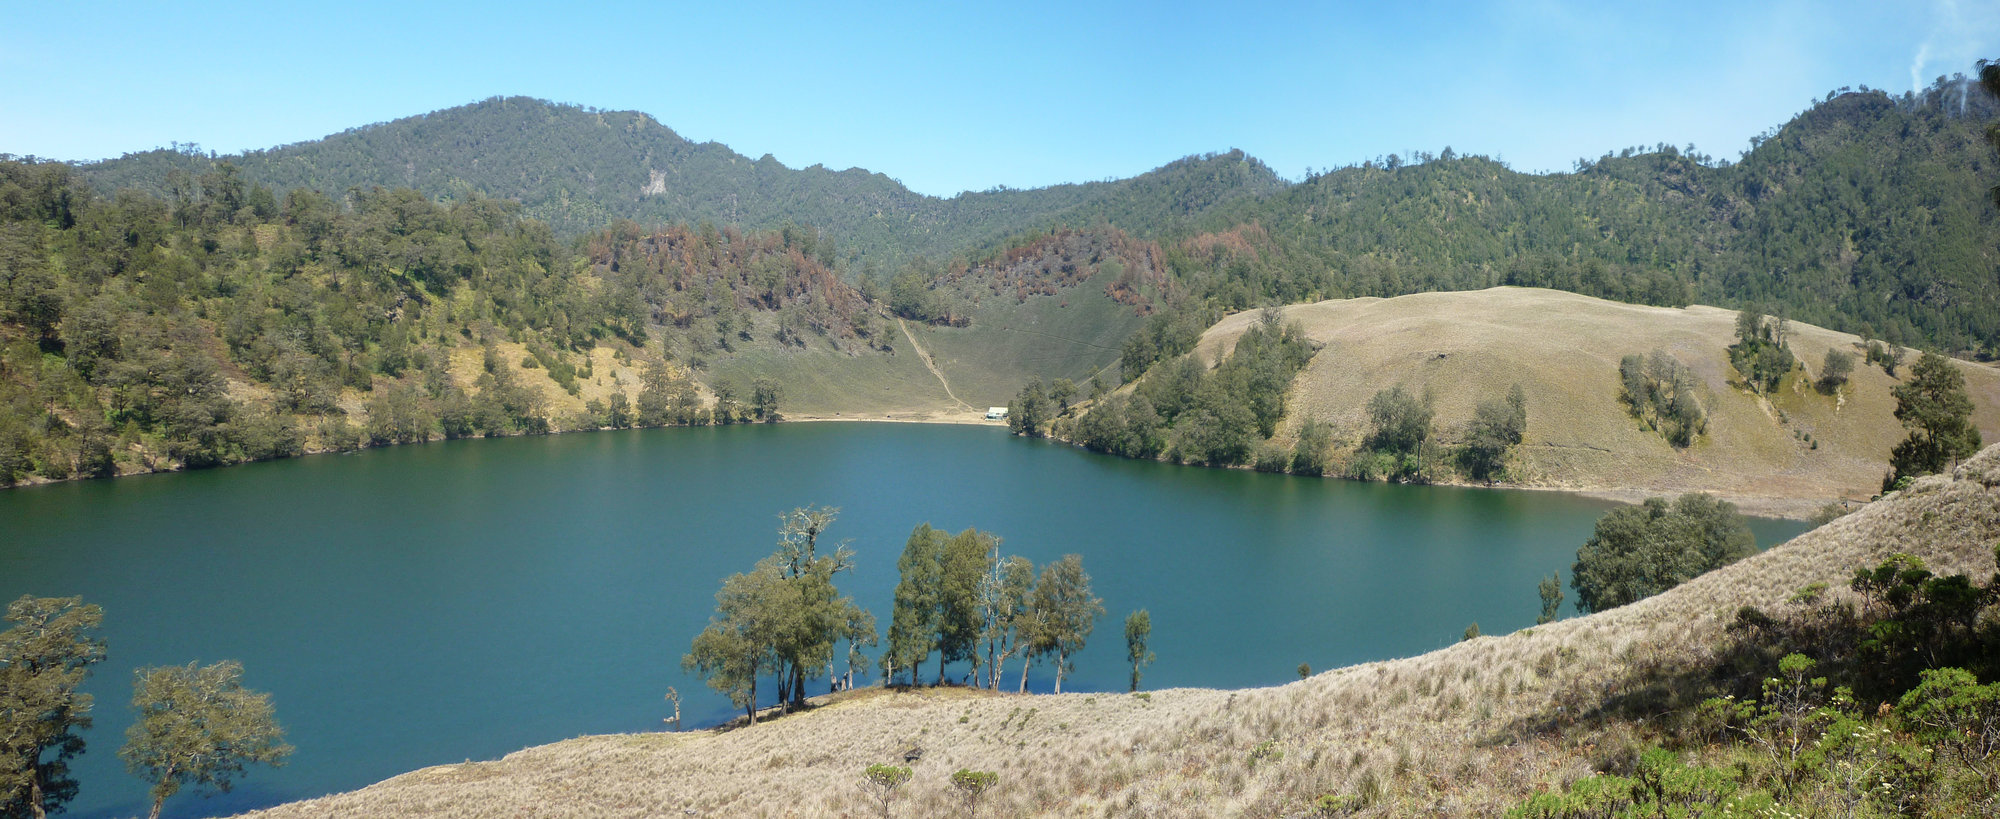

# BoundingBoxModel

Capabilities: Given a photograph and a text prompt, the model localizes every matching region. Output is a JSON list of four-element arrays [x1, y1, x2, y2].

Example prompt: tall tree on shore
[[686, 507, 870, 716], [1025, 555, 1104, 694], [1125, 610, 1155, 692], [769, 506, 863, 709], [1459, 384, 1527, 483], [0, 596, 106, 819], [683, 561, 793, 724], [982, 555, 1035, 691], [883, 524, 945, 686], [119, 661, 291, 819], [938, 529, 996, 685]]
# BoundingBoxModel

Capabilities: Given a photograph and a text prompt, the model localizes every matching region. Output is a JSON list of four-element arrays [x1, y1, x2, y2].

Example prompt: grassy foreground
[[234, 444, 2000, 817]]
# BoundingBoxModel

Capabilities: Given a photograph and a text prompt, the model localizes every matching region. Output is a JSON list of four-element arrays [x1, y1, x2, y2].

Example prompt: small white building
[[986, 407, 1009, 420]]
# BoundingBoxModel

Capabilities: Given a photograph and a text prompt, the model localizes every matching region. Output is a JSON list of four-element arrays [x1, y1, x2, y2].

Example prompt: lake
[[0, 423, 1808, 817]]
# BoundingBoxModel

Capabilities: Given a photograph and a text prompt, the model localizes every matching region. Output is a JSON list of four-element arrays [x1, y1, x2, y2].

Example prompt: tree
[[683, 561, 793, 724], [768, 506, 863, 710], [1728, 309, 1795, 394], [1887, 351, 1981, 488], [1459, 385, 1527, 483], [980, 552, 1034, 692], [1364, 385, 1431, 459], [0, 596, 105, 819], [950, 769, 999, 818], [1124, 610, 1155, 692], [1620, 350, 1705, 447], [883, 525, 944, 686], [1048, 379, 1076, 414], [1536, 573, 1564, 624], [1289, 417, 1332, 476], [1171, 385, 1256, 466], [860, 764, 912, 819], [119, 661, 291, 819], [881, 525, 994, 687], [635, 357, 679, 427], [1816, 349, 1854, 394], [751, 377, 782, 422], [840, 607, 877, 692], [1007, 379, 1049, 437], [937, 529, 996, 685], [1024, 555, 1103, 694], [1571, 494, 1756, 613]]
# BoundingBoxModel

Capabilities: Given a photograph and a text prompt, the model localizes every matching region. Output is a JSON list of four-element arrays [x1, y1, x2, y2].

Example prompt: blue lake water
[[0, 423, 1807, 817]]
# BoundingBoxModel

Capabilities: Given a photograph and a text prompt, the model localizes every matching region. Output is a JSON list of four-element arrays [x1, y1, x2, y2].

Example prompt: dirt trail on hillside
[[898, 318, 977, 411]]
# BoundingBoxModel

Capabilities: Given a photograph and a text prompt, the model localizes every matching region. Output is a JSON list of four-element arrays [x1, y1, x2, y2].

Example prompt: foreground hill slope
[[233, 445, 2000, 818], [1193, 287, 2000, 516]]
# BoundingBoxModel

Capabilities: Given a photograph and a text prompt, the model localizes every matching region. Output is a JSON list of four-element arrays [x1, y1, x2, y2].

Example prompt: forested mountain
[[1144, 78, 2000, 354], [7, 73, 2000, 487], [0, 159, 894, 484], [71, 79, 2000, 354], [72, 97, 1281, 274]]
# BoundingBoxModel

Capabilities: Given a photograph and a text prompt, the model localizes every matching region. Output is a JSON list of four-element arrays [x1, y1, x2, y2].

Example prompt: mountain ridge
[[72, 96, 1284, 273]]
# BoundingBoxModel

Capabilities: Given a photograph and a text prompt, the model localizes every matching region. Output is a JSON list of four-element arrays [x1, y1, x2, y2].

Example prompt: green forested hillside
[[7, 74, 2000, 486], [74, 98, 1278, 275], [1146, 81, 2000, 354], [72, 81, 2000, 354], [0, 158, 902, 484]]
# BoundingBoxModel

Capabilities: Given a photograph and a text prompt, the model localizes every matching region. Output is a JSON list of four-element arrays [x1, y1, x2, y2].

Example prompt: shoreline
[[4, 413, 1824, 518]]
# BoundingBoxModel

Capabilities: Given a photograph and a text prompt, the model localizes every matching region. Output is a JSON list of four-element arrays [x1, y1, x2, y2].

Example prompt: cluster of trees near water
[[0, 596, 290, 819], [682, 508, 1151, 725], [1013, 309, 1317, 466], [1017, 307, 1531, 485], [0, 158, 854, 486]]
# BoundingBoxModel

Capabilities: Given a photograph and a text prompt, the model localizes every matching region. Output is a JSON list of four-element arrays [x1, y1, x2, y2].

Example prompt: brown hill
[[232, 445, 2000, 818], [1193, 287, 2000, 518]]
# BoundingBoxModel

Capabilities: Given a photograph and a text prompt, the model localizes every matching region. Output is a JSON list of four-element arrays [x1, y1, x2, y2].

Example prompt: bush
[[1866, 340, 1905, 376], [1728, 309, 1795, 394], [1290, 418, 1332, 476], [1364, 385, 1430, 457], [1571, 493, 1755, 612], [1816, 349, 1855, 394], [1253, 441, 1291, 472], [1619, 350, 1705, 447], [1458, 385, 1526, 483]]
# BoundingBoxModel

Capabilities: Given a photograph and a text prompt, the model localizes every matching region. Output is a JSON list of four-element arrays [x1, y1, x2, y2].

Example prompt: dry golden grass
[[1195, 287, 2000, 518], [235, 443, 2000, 818]]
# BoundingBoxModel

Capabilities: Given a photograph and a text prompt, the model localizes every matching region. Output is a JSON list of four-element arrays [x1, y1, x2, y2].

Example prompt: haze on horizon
[[2, 0, 1996, 197]]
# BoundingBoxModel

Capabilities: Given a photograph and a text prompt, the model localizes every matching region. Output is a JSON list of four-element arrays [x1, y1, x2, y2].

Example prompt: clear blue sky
[[3, 1, 1995, 196]]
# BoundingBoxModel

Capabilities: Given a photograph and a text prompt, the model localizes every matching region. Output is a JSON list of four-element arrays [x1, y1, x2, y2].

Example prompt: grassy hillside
[[230, 442, 2000, 818], [1191, 287, 2000, 517]]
